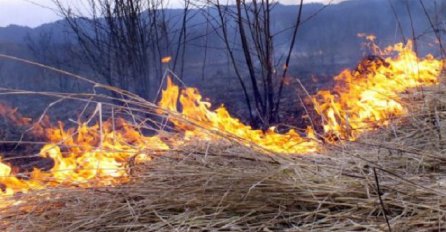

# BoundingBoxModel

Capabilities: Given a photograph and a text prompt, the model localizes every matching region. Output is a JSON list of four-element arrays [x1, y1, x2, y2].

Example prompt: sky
[[0, 0, 346, 28]]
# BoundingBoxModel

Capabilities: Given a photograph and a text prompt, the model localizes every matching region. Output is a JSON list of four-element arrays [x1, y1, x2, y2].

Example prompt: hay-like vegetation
[[1, 138, 445, 231], [0, 60, 445, 231]]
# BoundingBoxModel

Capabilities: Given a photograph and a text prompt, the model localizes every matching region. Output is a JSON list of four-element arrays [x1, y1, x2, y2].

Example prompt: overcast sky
[[0, 0, 345, 28]]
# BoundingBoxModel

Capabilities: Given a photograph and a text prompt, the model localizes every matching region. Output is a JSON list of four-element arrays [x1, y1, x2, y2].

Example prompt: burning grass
[[0, 82, 445, 231], [0, 39, 445, 231], [0, 133, 445, 231]]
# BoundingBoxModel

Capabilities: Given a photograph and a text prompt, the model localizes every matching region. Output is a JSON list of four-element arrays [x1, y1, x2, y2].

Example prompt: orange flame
[[0, 118, 169, 208], [0, 38, 444, 208], [161, 56, 172, 64], [158, 78, 318, 154], [312, 41, 443, 141]]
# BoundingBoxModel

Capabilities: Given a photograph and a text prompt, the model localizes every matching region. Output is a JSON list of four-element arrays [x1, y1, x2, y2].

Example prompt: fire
[[0, 115, 169, 208], [312, 41, 443, 141], [161, 56, 172, 64], [0, 38, 444, 209], [158, 77, 180, 112], [158, 78, 319, 154]]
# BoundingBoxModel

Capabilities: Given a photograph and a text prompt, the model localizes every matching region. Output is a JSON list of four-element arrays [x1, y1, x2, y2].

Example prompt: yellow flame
[[312, 41, 443, 141], [158, 80, 318, 154], [0, 117, 169, 207], [0, 38, 444, 208], [158, 77, 179, 112]]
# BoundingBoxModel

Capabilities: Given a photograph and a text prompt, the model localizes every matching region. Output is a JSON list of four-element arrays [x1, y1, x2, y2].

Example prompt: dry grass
[[1, 139, 445, 231], [0, 61, 445, 231], [2, 83, 446, 231]]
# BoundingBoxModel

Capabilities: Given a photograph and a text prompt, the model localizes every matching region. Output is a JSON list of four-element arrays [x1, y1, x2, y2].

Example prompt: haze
[[0, 0, 345, 27]]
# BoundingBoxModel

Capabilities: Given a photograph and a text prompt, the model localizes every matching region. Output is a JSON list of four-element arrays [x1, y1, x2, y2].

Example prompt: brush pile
[[1, 81, 445, 231]]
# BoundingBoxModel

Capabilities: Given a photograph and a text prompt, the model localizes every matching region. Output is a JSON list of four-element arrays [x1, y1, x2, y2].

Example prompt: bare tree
[[418, 0, 446, 58], [206, 0, 305, 128], [52, 0, 177, 100]]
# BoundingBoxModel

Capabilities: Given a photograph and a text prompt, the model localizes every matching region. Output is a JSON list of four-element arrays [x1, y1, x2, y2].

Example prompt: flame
[[158, 77, 179, 113], [158, 78, 318, 154], [312, 41, 443, 141], [33, 119, 169, 186], [0, 38, 444, 209], [161, 56, 172, 64], [0, 118, 169, 208]]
